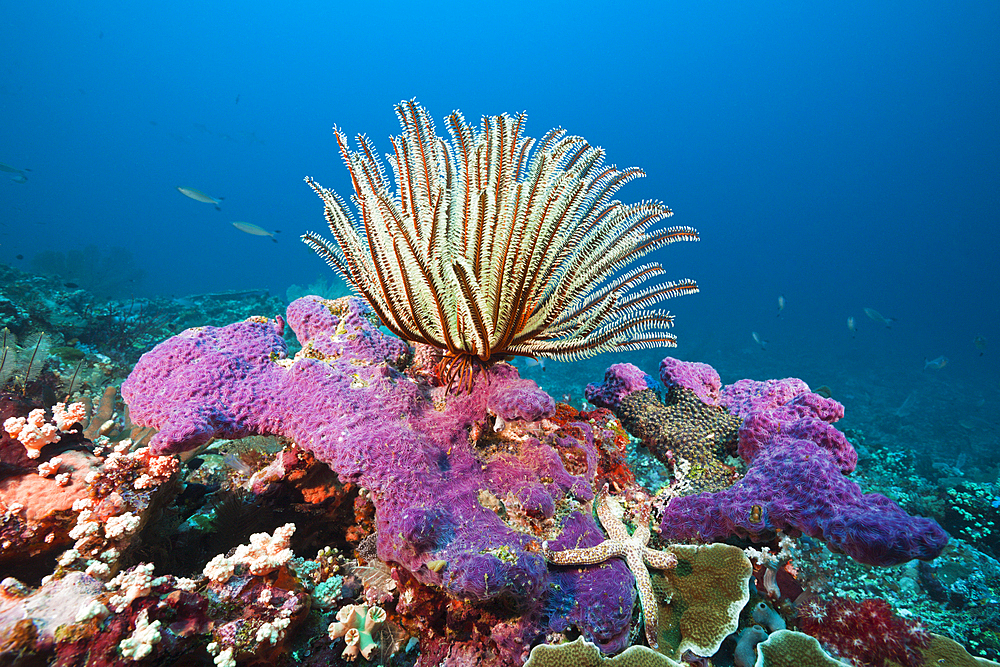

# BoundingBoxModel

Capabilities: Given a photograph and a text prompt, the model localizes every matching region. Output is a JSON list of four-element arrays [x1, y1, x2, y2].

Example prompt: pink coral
[[128, 447, 180, 490], [4, 409, 61, 458], [797, 596, 930, 667], [37, 457, 64, 478], [52, 402, 87, 431], [3, 402, 87, 459], [203, 523, 296, 583]]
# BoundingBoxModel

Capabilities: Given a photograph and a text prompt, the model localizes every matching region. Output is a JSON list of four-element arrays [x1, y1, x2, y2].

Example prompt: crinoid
[[303, 100, 699, 391]]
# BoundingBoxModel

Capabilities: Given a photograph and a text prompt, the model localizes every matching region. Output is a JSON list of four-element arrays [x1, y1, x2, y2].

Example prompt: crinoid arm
[[303, 100, 699, 391]]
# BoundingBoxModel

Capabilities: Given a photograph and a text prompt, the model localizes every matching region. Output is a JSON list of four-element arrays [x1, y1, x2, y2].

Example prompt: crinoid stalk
[[303, 100, 699, 391]]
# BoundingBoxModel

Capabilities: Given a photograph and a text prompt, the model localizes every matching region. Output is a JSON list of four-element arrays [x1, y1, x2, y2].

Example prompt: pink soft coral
[[3, 402, 87, 459], [4, 409, 62, 458], [797, 596, 929, 667], [52, 402, 87, 431]]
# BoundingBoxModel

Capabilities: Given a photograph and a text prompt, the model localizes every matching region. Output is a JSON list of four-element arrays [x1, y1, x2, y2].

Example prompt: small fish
[[176, 186, 223, 210], [232, 221, 279, 242], [924, 356, 948, 370], [0, 162, 30, 174], [752, 331, 767, 350], [974, 335, 986, 356], [8, 173, 27, 184], [814, 385, 833, 398], [847, 316, 857, 337], [524, 356, 546, 371], [777, 295, 785, 317], [864, 307, 895, 328], [64, 282, 79, 289], [15, 254, 23, 260]]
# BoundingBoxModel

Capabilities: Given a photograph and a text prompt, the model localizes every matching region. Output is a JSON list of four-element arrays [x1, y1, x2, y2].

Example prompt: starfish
[[542, 490, 677, 649]]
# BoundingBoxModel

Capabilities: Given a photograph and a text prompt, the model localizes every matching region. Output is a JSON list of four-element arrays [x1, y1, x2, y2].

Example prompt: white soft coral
[[203, 523, 296, 583]]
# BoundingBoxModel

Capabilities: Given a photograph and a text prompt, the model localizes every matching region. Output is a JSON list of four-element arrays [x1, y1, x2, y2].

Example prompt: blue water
[[2, 2, 998, 460]]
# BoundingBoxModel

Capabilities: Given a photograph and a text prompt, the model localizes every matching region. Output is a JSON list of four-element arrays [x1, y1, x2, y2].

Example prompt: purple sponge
[[659, 357, 722, 406], [584, 363, 657, 409]]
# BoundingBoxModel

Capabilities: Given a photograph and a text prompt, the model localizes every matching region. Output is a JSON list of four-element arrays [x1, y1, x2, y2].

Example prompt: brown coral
[[613, 385, 741, 493]]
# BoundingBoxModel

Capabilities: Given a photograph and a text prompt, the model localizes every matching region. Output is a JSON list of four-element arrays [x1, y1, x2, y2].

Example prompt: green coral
[[650, 543, 752, 661], [755, 630, 848, 666], [524, 636, 683, 667]]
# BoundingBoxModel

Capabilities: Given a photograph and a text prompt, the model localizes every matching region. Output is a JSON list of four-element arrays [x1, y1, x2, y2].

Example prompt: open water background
[[2, 1, 998, 466]]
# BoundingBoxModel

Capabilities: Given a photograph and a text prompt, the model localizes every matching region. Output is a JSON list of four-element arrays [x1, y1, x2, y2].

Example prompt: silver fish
[[0, 162, 29, 174], [924, 356, 948, 370], [232, 221, 279, 242], [176, 187, 223, 210], [847, 316, 856, 337], [777, 295, 785, 316], [752, 331, 767, 350], [523, 356, 546, 371], [864, 307, 894, 328]]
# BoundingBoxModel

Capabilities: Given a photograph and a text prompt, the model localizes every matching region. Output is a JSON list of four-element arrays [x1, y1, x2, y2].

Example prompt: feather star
[[542, 490, 677, 649]]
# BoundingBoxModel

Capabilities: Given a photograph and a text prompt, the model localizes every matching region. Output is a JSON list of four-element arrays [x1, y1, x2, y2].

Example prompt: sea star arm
[[542, 540, 624, 565], [596, 493, 632, 541], [626, 549, 661, 649], [630, 502, 652, 544], [643, 547, 678, 570]]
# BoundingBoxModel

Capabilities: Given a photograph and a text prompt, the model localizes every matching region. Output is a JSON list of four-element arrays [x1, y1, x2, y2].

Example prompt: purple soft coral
[[122, 296, 634, 656], [592, 357, 948, 567], [659, 357, 722, 406], [659, 437, 948, 566]]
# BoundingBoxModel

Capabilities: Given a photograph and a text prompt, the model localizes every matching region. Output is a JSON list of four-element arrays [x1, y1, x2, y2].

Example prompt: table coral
[[524, 635, 684, 667], [650, 543, 751, 661], [754, 629, 848, 666], [888, 633, 1000, 667]]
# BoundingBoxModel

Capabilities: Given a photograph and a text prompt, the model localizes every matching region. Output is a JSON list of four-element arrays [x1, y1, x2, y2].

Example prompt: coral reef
[[122, 295, 637, 660], [3, 269, 993, 665], [586, 363, 741, 493], [587, 357, 949, 567]]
